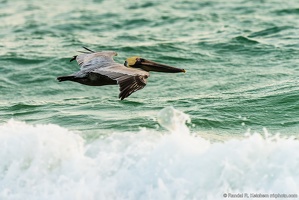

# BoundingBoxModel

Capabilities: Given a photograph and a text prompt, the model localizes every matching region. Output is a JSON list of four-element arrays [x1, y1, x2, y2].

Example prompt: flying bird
[[57, 47, 185, 100]]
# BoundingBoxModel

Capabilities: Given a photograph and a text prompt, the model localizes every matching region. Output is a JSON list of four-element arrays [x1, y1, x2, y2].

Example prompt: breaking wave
[[0, 107, 298, 200]]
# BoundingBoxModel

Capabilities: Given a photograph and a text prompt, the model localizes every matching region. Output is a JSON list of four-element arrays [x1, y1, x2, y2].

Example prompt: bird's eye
[[135, 58, 144, 65], [124, 61, 128, 66], [136, 58, 144, 62]]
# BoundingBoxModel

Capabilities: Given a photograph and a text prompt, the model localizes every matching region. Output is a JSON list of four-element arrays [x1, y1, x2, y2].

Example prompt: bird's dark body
[[57, 73, 117, 86]]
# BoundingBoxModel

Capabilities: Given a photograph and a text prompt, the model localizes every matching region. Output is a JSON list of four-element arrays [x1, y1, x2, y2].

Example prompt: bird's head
[[124, 56, 185, 73]]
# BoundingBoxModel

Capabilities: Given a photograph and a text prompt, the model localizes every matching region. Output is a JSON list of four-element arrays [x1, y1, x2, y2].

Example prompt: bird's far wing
[[92, 65, 149, 100], [71, 48, 118, 69]]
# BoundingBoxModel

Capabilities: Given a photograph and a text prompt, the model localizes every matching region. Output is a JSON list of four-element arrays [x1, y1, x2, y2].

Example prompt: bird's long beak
[[140, 59, 185, 73]]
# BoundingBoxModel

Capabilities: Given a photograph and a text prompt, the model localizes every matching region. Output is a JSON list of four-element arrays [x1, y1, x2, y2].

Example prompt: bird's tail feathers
[[57, 75, 76, 82]]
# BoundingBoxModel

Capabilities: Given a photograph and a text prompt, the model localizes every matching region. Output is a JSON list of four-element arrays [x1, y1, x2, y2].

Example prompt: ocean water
[[0, 0, 299, 199]]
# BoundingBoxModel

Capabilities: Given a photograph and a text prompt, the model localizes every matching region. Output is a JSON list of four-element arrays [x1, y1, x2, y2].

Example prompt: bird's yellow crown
[[126, 56, 140, 67]]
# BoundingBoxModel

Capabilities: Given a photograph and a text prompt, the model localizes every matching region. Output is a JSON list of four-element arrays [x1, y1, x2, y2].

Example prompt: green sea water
[[1, 0, 298, 135], [1, 0, 299, 199]]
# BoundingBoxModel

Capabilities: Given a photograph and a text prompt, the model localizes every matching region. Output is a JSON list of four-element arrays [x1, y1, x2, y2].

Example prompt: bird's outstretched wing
[[92, 65, 149, 100], [71, 47, 117, 69]]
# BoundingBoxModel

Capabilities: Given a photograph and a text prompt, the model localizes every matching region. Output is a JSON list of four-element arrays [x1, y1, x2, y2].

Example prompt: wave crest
[[0, 108, 299, 199]]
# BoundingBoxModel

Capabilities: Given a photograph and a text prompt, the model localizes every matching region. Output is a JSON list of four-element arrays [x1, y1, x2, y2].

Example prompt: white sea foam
[[0, 108, 299, 200]]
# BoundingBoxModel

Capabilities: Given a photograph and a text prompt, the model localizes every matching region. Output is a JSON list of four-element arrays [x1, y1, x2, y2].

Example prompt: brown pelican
[[57, 47, 185, 100]]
